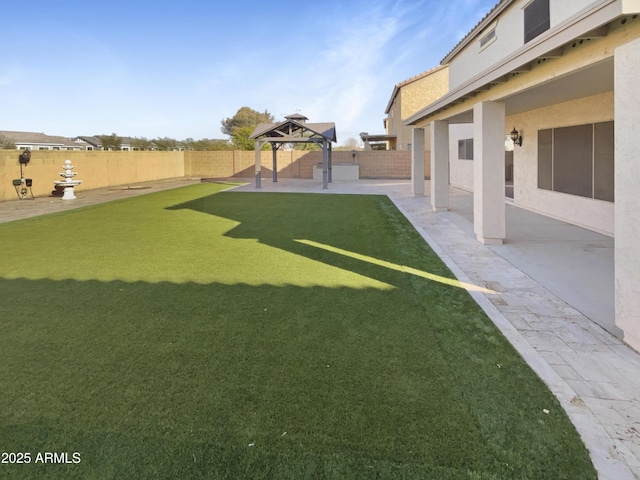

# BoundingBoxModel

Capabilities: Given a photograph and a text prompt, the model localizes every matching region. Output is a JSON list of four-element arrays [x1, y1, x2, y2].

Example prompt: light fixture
[[510, 127, 522, 146]]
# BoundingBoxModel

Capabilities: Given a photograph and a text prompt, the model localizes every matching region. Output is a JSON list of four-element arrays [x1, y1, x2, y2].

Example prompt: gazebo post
[[322, 140, 328, 189], [255, 140, 261, 188], [271, 143, 278, 182], [328, 142, 333, 183]]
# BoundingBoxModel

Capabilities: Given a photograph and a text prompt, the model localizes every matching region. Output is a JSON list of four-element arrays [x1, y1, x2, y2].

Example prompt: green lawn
[[0, 183, 596, 479]]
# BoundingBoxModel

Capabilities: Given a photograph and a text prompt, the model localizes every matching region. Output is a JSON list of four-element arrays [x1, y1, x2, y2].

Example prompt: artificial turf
[[0, 183, 596, 479]]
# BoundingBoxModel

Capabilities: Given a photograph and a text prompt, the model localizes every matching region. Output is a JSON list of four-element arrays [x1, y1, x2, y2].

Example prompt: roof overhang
[[406, 0, 629, 126], [359, 133, 396, 142]]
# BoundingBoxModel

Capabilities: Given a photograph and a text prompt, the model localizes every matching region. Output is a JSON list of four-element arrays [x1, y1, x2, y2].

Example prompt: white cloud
[[0, 0, 500, 141], [247, 1, 406, 135]]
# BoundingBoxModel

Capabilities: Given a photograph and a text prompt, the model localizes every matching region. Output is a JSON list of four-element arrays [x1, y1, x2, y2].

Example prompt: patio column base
[[477, 235, 503, 245], [623, 333, 640, 354]]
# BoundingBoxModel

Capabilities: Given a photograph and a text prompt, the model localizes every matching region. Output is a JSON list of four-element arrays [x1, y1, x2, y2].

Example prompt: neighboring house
[[119, 137, 132, 151], [74, 135, 133, 151], [385, 65, 449, 152], [0, 130, 83, 151], [404, 0, 640, 352], [360, 65, 449, 153], [73, 136, 103, 150]]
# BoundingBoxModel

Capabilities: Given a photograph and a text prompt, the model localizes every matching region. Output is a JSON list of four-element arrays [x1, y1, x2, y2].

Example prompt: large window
[[524, 0, 550, 43], [537, 121, 614, 202]]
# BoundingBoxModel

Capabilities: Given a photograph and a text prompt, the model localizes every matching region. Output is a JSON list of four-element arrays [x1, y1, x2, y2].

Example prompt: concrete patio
[[0, 177, 638, 479]]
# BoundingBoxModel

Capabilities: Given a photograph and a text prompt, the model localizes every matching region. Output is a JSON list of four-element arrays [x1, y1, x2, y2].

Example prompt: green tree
[[333, 137, 362, 151], [220, 106, 274, 136], [131, 137, 154, 151], [153, 137, 179, 151], [98, 133, 121, 151], [231, 125, 259, 151], [185, 138, 232, 151], [0, 134, 16, 149]]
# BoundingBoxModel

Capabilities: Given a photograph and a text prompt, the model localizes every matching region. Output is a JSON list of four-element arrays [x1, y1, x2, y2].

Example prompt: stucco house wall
[[396, 66, 449, 152], [506, 91, 615, 235], [443, 12, 640, 236], [384, 66, 449, 179], [448, 0, 604, 89], [406, 0, 640, 352], [448, 124, 475, 192]]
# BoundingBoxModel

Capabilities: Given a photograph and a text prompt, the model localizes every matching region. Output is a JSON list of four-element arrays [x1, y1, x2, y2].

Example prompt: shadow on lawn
[[165, 191, 493, 295], [0, 275, 595, 480]]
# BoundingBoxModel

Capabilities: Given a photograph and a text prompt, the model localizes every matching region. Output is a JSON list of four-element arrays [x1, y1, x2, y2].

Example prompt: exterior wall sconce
[[510, 127, 523, 146], [351, 150, 356, 163]]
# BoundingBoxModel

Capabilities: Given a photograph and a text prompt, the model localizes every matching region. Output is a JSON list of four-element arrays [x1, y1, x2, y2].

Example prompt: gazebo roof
[[284, 113, 309, 123], [249, 115, 336, 143]]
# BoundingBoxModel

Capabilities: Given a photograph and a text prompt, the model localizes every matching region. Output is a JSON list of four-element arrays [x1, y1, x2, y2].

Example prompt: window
[[458, 138, 474, 160], [537, 121, 614, 202], [480, 28, 496, 48], [524, 0, 550, 43]]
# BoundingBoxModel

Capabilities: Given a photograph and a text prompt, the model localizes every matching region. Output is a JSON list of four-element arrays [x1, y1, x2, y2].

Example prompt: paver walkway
[[1, 177, 638, 479]]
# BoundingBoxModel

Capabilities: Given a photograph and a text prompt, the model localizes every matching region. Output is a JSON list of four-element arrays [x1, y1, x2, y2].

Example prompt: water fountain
[[53, 160, 83, 200]]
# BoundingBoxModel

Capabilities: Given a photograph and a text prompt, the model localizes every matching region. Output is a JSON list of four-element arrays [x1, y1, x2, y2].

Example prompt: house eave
[[441, 0, 515, 64], [406, 0, 627, 126]]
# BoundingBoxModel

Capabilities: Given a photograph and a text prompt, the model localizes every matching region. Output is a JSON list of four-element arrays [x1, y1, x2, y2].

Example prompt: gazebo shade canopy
[[250, 114, 337, 189], [250, 116, 336, 144]]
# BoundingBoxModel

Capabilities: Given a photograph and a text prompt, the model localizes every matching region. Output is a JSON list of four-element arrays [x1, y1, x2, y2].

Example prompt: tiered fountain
[[53, 160, 83, 200]]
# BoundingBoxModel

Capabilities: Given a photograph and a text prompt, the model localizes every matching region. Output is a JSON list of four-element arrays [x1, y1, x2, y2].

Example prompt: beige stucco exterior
[[434, 97, 617, 238], [384, 65, 448, 180], [386, 65, 449, 151], [507, 91, 615, 235], [433, 15, 640, 236], [405, 0, 640, 352]]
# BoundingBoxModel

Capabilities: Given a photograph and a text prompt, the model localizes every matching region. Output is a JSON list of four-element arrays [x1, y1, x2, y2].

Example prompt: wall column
[[473, 101, 505, 245], [430, 120, 449, 211], [411, 127, 425, 196], [615, 37, 640, 353]]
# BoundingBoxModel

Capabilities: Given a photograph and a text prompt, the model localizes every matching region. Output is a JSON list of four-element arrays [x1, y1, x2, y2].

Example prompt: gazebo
[[249, 114, 337, 189]]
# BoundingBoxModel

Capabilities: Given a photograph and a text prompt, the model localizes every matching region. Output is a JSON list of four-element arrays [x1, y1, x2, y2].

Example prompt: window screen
[[537, 121, 614, 202], [524, 0, 550, 43], [458, 138, 474, 160]]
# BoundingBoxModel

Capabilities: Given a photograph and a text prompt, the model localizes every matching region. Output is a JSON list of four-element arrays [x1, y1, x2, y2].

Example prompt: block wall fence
[[0, 149, 413, 202]]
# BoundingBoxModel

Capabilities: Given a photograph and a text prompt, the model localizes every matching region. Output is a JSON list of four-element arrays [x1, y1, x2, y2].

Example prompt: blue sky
[[1, 0, 497, 144]]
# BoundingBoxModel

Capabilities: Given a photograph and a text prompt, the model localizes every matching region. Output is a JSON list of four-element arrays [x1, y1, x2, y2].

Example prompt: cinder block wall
[[185, 150, 412, 180], [0, 150, 184, 202], [1, 149, 412, 202]]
